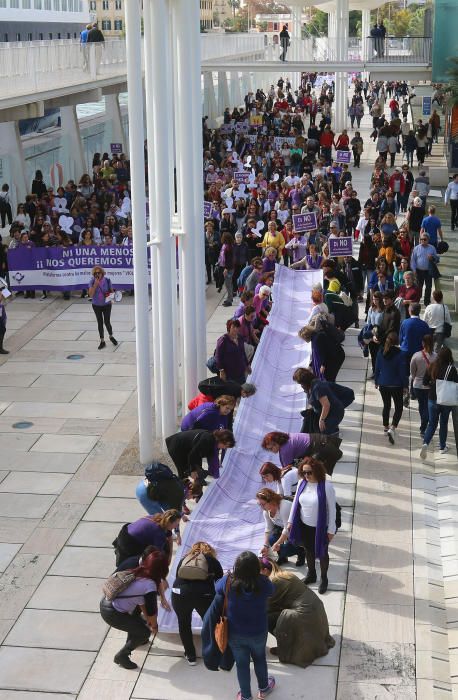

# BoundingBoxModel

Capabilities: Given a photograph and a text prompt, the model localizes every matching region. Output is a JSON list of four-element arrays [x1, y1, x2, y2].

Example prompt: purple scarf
[[289, 479, 328, 559], [311, 335, 324, 379]]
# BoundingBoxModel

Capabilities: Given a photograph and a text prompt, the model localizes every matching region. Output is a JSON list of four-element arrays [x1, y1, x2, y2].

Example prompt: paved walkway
[[0, 92, 456, 700]]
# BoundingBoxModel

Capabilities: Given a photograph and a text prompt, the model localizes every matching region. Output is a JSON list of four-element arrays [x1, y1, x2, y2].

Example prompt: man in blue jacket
[[399, 303, 430, 394]]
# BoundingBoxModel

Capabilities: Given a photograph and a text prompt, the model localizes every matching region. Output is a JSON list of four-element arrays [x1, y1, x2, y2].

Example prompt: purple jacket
[[215, 333, 247, 383], [181, 402, 228, 432], [279, 432, 311, 467]]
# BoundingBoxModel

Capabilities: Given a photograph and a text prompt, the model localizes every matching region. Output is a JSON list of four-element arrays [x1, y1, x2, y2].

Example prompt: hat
[[259, 285, 271, 296]]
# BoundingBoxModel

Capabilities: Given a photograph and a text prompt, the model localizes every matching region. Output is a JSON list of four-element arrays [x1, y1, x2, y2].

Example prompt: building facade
[[90, 0, 124, 37], [212, 0, 230, 28], [200, 0, 213, 30], [0, 0, 90, 42]]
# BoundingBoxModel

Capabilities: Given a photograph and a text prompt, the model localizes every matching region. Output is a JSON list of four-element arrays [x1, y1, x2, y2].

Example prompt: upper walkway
[[0, 34, 432, 111]]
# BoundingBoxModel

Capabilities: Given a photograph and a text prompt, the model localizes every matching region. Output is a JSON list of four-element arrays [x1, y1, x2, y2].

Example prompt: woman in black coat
[[298, 319, 345, 382], [165, 428, 235, 481]]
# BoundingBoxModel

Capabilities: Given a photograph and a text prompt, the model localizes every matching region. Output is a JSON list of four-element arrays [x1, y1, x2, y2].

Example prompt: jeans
[[92, 303, 113, 339], [229, 631, 269, 700], [405, 149, 414, 167], [171, 591, 214, 659], [450, 200, 458, 229], [423, 400, 453, 449], [379, 386, 404, 428], [269, 525, 300, 560], [135, 480, 165, 515], [413, 388, 429, 434]]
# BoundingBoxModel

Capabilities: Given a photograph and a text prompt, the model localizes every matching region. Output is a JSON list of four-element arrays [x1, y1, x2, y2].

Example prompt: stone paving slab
[[48, 545, 113, 578], [32, 373, 137, 390], [0, 471, 72, 494], [4, 608, 107, 651], [83, 496, 145, 522], [28, 575, 104, 612], [30, 433, 100, 453], [0, 543, 22, 573], [0, 449, 85, 472], [0, 493, 56, 519], [0, 647, 96, 694], [68, 521, 124, 548]]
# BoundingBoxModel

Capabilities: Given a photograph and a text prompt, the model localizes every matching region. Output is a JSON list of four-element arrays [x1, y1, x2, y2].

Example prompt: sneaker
[[257, 677, 276, 699], [420, 443, 428, 460], [98, 340, 106, 350], [109, 336, 118, 346], [236, 694, 252, 700], [439, 446, 449, 454], [40, 293, 47, 301], [383, 427, 389, 434], [387, 427, 395, 444], [222, 300, 233, 307], [185, 654, 197, 666]]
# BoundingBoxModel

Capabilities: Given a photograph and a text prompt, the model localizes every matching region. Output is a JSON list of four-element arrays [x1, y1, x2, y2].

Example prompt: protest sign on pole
[[110, 143, 123, 154], [329, 237, 353, 257], [335, 150, 351, 164], [293, 212, 317, 232], [203, 201, 213, 218]]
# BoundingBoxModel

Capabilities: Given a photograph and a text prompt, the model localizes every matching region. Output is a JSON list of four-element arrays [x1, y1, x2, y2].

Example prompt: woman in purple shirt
[[180, 395, 236, 432], [215, 319, 250, 385], [262, 431, 312, 467], [100, 549, 169, 669], [88, 265, 118, 349], [113, 510, 181, 567]]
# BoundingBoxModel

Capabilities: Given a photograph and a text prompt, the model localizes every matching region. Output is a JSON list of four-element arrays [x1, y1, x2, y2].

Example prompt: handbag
[[436, 365, 458, 406], [442, 305, 452, 339], [215, 576, 230, 653]]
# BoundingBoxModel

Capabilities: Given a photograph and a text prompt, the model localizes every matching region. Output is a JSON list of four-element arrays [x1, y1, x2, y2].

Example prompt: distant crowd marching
[[0, 73, 456, 700]]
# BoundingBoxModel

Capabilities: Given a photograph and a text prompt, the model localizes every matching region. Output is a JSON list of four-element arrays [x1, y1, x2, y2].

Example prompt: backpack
[[102, 569, 136, 600], [177, 552, 209, 581], [145, 461, 177, 500]]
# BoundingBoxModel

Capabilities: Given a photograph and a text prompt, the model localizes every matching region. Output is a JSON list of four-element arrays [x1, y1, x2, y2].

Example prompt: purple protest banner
[[203, 201, 213, 218], [233, 171, 250, 184], [7, 245, 140, 291], [329, 237, 353, 257], [335, 149, 351, 164], [292, 212, 317, 232], [110, 142, 123, 154]]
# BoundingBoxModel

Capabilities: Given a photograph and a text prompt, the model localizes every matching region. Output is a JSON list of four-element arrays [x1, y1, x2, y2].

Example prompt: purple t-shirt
[[127, 518, 167, 551], [112, 578, 157, 614], [279, 432, 311, 467], [90, 276, 112, 306]]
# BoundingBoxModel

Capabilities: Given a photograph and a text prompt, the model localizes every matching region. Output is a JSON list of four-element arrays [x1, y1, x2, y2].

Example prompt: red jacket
[[388, 173, 406, 195], [320, 131, 334, 147], [188, 393, 213, 411]]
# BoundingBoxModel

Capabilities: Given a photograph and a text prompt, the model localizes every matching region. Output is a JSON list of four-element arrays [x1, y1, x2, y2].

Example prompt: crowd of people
[[0, 71, 455, 700]]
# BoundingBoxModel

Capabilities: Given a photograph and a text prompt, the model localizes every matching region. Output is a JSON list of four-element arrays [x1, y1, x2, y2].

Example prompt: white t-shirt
[[285, 175, 300, 187], [296, 479, 337, 535], [263, 499, 293, 535]]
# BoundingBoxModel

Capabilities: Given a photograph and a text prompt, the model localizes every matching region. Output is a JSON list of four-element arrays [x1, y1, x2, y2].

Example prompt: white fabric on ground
[[159, 265, 323, 632]]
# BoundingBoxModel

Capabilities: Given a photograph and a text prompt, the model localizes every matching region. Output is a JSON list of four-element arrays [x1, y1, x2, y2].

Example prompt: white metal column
[[334, 0, 349, 133], [105, 93, 127, 156], [124, 0, 154, 464], [361, 8, 371, 62], [217, 70, 230, 116], [289, 2, 302, 91], [203, 71, 218, 127], [0, 121, 28, 208], [173, 0, 200, 408], [144, 0, 178, 441], [230, 71, 242, 107], [60, 105, 86, 181]]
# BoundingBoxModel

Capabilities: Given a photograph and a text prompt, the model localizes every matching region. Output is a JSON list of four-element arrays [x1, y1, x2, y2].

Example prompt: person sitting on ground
[[259, 557, 335, 667]]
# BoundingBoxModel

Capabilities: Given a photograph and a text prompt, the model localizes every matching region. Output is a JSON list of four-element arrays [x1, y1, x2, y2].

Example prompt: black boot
[[318, 554, 329, 594], [295, 548, 306, 567], [114, 650, 137, 670], [0, 330, 8, 355], [303, 548, 317, 583]]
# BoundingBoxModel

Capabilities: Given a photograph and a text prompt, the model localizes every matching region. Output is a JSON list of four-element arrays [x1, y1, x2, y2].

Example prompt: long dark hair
[[430, 346, 454, 382], [231, 551, 261, 595], [383, 331, 398, 356]]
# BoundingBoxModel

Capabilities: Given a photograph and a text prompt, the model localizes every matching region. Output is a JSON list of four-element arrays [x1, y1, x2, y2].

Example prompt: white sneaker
[[387, 427, 395, 444], [420, 443, 428, 460], [440, 446, 449, 455]]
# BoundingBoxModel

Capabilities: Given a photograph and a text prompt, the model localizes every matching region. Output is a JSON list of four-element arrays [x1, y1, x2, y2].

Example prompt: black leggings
[[171, 592, 214, 658], [92, 303, 113, 339], [379, 386, 404, 428], [100, 598, 150, 653]]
